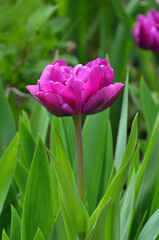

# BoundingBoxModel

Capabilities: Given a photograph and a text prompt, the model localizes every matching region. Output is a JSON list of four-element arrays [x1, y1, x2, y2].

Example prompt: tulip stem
[[73, 114, 85, 203]]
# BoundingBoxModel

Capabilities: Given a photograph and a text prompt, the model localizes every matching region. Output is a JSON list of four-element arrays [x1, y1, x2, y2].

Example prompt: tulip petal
[[83, 83, 124, 115], [61, 103, 75, 116], [40, 64, 65, 86], [42, 81, 64, 94], [59, 84, 80, 113], [35, 92, 75, 117], [86, 58, 108, 68], [35, 92, 62, 116], [81, 68, 102, 104], [26, 85, 38, 96], [26, 59, 123, 117], [54, 59, 68, 66], [73, 64, 91, 83]]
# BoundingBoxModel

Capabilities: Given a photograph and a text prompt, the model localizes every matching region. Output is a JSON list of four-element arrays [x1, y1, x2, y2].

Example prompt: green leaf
[[88, 199, 111, 240], [127, 143, 140, 185], [133, 211, 148, 240], [50, 161, 60, 219], [50, 116, 76, 168], [14, 161, 28, 196], [50, 210, 68, 240], [120, 171, 135, 240], [50, 152, 89, 238], [114, 70, 128, 169], [0, 182, 20, 235], [107, 165, 116, 188], [19, 115, 36, 169], [59, 189, 76, 240], [60, 117, 76, 168], [83, 110, 109, 214], [140, 78, 158, 133], [135, 112, 159, 195], [50, 117, 62, 158], [104, 197, 120, 240], [2, 230, 9, 240], [90, 114, 138, 233], [0, 80, 16, 156], [53, 127, 77, 190], [119, 113, 138, 170], [22, 137, 54, 240], [150, 171, 159, 215], [89, 158, 131, 235], [33, 228, 45, 240], [21, 111, 31, 131], [30, 101, 50, 143], [131, 113, 159, 238], [137, 209, 159, 240], [10, 205, 21, 240], [98, 117, 113, 198], [27, 5, 58, 34], [0, 133, 19, 214]]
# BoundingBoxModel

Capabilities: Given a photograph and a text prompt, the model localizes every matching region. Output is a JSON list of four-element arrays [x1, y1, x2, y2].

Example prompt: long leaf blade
[[22, 137, 54, 240], [137, 209, 159, 240], [90, 114, 138, 232], [49, 152, 89, 238], [0, 133, 19, 214], [10, 205, 21, 240], [83, 110, 109, 214], [114, 70, 129, 169]]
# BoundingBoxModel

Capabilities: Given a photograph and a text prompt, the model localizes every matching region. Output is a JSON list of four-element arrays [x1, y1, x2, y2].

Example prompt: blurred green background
[[0, 0, 159, 135]]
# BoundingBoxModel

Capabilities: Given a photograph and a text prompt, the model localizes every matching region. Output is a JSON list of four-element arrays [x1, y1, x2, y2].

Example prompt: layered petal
[[83, 83, 124, 115], [54, 59, 68, 66], [85, 58, 114, 87], [58, 82, 80, 113], [81, 68, 102, 105], [40, 63, 72, 87], [26, 85, 38, 96], [26, 58, 123, 117], [35, 92, 75, 116]]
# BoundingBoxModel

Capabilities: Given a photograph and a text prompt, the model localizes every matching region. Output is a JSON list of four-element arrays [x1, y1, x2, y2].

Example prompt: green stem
[[73, 114, 85, 203]]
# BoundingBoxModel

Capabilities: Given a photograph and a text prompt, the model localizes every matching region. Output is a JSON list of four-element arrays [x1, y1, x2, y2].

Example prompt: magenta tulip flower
[[26, 58, 123, 117], [132, 9, 159, 52]]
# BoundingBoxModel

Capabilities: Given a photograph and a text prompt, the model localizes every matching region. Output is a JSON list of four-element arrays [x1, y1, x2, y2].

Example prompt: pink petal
[[42, 81, 64, 93], [26, 85, 38, 96], [83, 83, 124, 115], [81, 68, 102, 104], [59, 84, 80, 113], [73, 64, 91, 83], [99, 64, 114, 88], [86, 58, 108, 68], [40, 64, 64, 86], [26, 85, 45, 106], [36, 92, 75, 116], [54, 59, 68, 66], [61, 103, 75, 116]]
